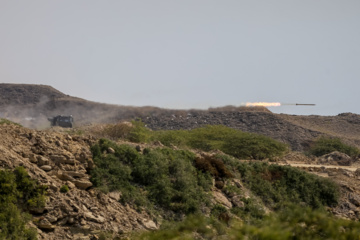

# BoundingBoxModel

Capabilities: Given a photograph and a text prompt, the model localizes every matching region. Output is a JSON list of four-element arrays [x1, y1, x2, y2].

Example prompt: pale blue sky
[[1, 1, 359, 115]]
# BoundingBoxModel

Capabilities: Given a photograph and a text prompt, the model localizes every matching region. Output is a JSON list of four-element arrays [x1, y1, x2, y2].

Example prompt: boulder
[[36, 219, 56, 231], [29, 154, 38, 163], [109, 191, 122, 201], [55, 140, 63, 147], [65, 171, 87, 178], [37, 156, 49, 166], [212, 190, 232, 209], [46, 215, 58, 223], [50, 155, 67, 164], [318, 151, 353, 166], [73, 179, 93, 190], [40, 165, 52, 171], [84, 212, 105, 223], [107, 147, 115, 154], [142, 219, 157, 230], [349, 193, 360, 207], [56, 171, 74, 181]]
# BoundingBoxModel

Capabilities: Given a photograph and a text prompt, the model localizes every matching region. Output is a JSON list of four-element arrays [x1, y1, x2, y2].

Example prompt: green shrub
[[101, 122, 288, 160], [150, 130, 188, 148], [0, 167, 46, 239], [60, 185, 69, 193], [233, 204, 360, 240], [90, 140, 212, 216], [194, 155, 233, 178], [0, 203, 37, 240], [211, 204, 228, 218], [235, 162, 339, 209], [128, 119, 151, 143], [133, 205, 360, 240], [309, 137, 360, 157], [221, 133, 288, 160], [231, 197, 266, 222], [150, 125, 288, 160]]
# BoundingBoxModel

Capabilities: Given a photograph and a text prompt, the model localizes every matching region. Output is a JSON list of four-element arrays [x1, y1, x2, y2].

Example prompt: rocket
[[283, 103, 316, 106]]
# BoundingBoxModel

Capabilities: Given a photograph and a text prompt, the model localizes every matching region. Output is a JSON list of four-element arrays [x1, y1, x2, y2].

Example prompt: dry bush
[[102, 122, 133, 140], [194, 155, 233, 178]]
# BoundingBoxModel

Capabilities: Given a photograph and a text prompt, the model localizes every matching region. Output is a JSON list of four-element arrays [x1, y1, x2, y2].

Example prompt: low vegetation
[[90, 139, 212, 215], [0, 167, 47, 240], [309, 136, 360, 157], [100, 120, 288, 160], [60, 185, 69, 193], [133, 205, 360, 240], [90, 137, 340, 226], [88, 124, 346, 239], [220, 155, 339, 210]]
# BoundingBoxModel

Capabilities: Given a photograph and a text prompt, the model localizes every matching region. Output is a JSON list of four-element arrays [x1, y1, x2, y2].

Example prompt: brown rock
[[55, 140, 63, 147], [109, 191, 122, 201], [46, 215, 58, 223], [56, 171, 74, 181], [40, 165, 52, 171], [107, 147, 115, 154], [84, 212, 105, 223], [37, 156, 49, 166], [65, 171, 87, 178], [36, 219, 56, 231], [50, 155, 67, 164], [73, 179, 93, 190], [29, 154, 38, 163], [213, 190, 232, 209], [142, 219, 157, 230], [349, 193, 360, 207], [66, 135, 73, 141], [66, 180, 76, 189], [318, 151, 353, 166]]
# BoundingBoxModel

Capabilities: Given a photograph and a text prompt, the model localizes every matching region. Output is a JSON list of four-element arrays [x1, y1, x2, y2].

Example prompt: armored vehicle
[[48, 115, 73, 128]]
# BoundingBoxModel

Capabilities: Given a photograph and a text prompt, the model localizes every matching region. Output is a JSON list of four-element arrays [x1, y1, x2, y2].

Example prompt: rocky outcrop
[[318, 151, 353, 166], [0, 123, 157, 240]]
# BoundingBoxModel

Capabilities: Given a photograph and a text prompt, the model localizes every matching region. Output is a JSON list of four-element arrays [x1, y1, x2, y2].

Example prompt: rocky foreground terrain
[[1, 84, 360, 239], [0, 123, 157, 239], [1, 119, 360, 239]]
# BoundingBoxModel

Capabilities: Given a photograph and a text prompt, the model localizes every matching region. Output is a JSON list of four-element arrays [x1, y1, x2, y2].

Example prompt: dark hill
[[0, 83, 66, 106]]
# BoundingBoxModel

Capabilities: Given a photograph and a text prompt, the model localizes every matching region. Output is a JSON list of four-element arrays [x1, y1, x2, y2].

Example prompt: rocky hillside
[[1, 120, 360, 239], [0, 122, 157, 240], [0, 84, 66, 106], [141, 110, 321, 151]]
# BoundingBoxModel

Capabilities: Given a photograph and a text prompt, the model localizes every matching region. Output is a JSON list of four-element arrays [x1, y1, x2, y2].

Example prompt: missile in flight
[[282, 103, 316, 106]]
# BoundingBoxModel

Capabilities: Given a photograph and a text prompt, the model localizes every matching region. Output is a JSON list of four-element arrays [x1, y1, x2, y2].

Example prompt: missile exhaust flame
[[245, 102, 281, 107]]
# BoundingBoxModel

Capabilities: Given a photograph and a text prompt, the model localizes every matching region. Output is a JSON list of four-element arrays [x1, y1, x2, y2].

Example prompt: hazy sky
[[1, 1, 359, 116]]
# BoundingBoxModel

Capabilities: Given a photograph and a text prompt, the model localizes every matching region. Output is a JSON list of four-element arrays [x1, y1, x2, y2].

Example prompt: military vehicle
[[48, 115, 73, 128]]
